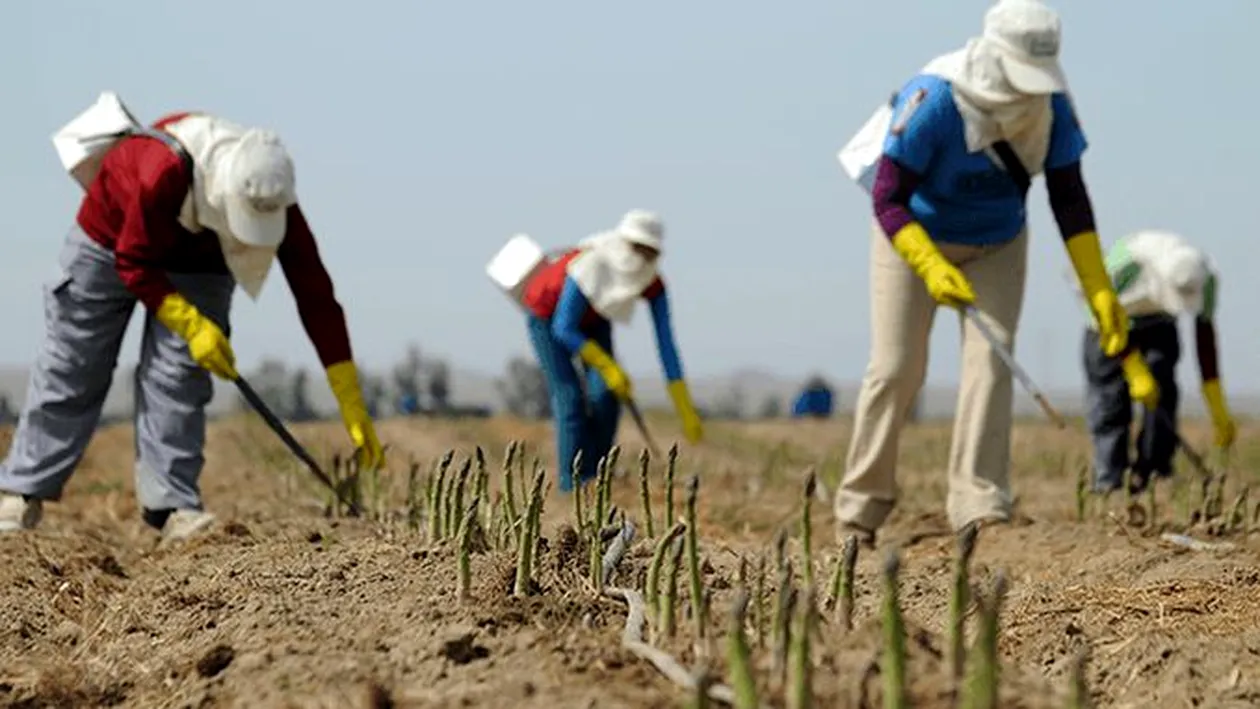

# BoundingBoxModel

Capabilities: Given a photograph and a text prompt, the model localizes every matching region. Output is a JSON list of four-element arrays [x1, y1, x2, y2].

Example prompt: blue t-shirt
[[881, 74, 1087, 246]]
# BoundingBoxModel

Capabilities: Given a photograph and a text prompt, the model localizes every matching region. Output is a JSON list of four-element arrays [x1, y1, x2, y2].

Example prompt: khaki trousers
[[834, 221, 1028, 532]]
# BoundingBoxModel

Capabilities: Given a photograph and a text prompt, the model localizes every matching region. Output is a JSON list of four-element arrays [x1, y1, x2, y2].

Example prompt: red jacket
[[75, 112, 352, 367], [522, 248, 664, 327]]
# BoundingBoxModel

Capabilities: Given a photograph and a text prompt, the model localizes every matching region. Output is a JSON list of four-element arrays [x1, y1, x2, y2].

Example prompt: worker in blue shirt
[[833, 0, 1142, 546], [520, 210, 703, 491]]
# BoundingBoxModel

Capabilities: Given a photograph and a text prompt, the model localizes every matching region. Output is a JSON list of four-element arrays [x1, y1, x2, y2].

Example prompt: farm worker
[[1081, 230, 1234, 493], [520, 210, 703, 492], [0, 98, 384, 539], [833, 0, 1139, 545]]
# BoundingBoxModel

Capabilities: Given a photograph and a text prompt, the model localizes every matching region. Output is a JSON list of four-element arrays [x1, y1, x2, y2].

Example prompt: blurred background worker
[[791, 375, 835, 419], [0, 96, 383, 539], [1080, 230, 1235, 494], [834, 0, 1134, 545], [520, 210, 703, 492]]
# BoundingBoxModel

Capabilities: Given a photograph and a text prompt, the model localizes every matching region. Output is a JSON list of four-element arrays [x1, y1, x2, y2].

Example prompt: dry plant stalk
[[1122, 468, 1133, 513], [405, 459, 422, 532], [962, 570, 1008, 709], [662, 535, 686, 639], [513, 467, 547, 598], [800, 470, 816, 590], [754, 554, 767, 649], [833, 535, 859, 632], [428, 451, 454, 542], [771, 561, 795, 683], [1229, 486, 1250, 531], [591, 454, 606, 531], [457, 497, 480, 601], [666, 443, 679, 526], [950, 522, 980, 680], [1075, 463, 1088, 522], [449, 458, 472, 539], [882, 549, 907, 709], [690, 665, 713, 709], [1067, 648, 1091, 708], [787, 586, 816, 709], [475, 446, 491, 531], [639, 448, 656, 538], [502, 443, 521, 546], [646, 522, 687, 613], [727, 588, 758, 709], [685, 475, 706, 644]]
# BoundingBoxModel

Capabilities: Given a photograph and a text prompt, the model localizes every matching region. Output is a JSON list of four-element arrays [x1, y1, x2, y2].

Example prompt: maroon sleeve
[[641, 276, 665, 300], [1194, 316, 1220, 382], [114, 146, 188, 310], [1045, 162, 1097, 240], [276, 205, 354, 367], [871, 156, 923, 238]]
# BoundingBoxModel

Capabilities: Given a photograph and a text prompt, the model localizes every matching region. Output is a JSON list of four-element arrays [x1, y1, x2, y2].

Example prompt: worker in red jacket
[[0, 98, 383, 540], [520, 210, 703, 491]]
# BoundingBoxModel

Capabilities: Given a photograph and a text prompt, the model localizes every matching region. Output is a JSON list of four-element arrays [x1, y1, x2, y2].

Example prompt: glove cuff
[[326, 360, 368, 418], [1202, 379, 1230, 421], [154, 292, 202, 342], [667, 379, 694, 411], [1064, 231, 1111, 297], [890, 222, 945, 277], [578, 340, 616, 372]]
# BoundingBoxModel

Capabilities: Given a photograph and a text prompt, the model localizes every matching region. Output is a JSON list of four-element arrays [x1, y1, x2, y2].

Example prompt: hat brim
[[999, 54, 1067, 94], [224, 196, 287, 248], [620, 227, 662, 252]]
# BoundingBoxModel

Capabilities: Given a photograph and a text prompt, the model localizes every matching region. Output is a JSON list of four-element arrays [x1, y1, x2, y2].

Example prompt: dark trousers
[[1083, 316, 1180, 491]]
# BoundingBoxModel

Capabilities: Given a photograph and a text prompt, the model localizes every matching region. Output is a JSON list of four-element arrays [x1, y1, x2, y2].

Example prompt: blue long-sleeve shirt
[[552, 275, 684, 382]]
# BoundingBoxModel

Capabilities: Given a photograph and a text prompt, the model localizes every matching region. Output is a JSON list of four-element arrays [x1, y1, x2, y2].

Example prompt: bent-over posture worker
[[834, 0, 1147, 545], [520, 210, 703, 492], [0, 107, 383, 539], [1082, 229, 1235, 493]]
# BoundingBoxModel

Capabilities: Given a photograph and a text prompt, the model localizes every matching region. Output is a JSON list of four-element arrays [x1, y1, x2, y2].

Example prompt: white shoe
[[0, 494, 43, 532], [160, 509, 216, 542]]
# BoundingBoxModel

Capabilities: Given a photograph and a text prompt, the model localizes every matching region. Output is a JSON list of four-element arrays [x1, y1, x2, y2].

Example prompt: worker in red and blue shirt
[[520, 210, 703, 491], [0, 103, 382, 539]]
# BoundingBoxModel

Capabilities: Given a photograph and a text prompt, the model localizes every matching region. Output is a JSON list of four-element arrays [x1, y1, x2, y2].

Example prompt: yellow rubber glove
[[155, 292, 238, 379], [1065, 231, 1129, 357], [578, 340, 633, 401], [890, 222, 976, 307], [326, 361, 385, 471], [1121, 351, 1159, 410], [667, 380, 704, 443], [1202, 379, 1237, 449]]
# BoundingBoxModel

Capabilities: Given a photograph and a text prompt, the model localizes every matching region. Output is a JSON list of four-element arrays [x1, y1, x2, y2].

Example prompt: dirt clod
[[440, 632, 491, 665], [195, 644, 235, 678], [365, 681, 395, 708], [91, 555, 127, 579]]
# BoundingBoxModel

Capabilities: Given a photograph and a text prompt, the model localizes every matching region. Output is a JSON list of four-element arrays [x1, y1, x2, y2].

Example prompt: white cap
[[983, 0, 1067, 94], [223, 129, 298, 248], [1164, 246, 1209, 314], [616, 209, 664, 251]]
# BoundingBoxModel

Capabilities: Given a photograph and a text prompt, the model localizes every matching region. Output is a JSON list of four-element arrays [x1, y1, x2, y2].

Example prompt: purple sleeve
[[872, 156, 923, 238], [1045, 161, 1097, 240]]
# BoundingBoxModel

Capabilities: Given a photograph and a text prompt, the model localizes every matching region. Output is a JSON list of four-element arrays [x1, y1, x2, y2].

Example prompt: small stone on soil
[[195, 644, 235, 678]]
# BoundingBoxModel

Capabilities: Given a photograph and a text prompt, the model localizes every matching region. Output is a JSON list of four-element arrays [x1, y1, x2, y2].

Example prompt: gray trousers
[[0, 226, 234, 518], [1083, 315, 1180, 491]]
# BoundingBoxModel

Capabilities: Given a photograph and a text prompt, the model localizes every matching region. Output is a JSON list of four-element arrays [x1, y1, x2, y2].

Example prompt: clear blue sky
[[2, 0, 1256, 395]]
